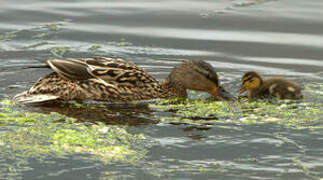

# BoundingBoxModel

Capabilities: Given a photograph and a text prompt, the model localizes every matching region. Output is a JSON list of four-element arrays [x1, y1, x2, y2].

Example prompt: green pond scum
[[0, 99, 147, 178], [0, 32, 16, 41], [88, 45, 105, 53], [51, 47, 70, 58], [150, 83, 323, 129], [0, 83, 322, 178], [107, 38, 133, 47], [0, 21, 67, 43]]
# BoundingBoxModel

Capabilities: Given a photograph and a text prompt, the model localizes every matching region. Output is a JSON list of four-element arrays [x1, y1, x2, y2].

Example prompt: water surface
[[0, 0, 323, 179]]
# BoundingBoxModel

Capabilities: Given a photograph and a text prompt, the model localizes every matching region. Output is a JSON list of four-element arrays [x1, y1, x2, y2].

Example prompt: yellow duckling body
[[14, 57, 232, 104], [238, 71, 302, 99]]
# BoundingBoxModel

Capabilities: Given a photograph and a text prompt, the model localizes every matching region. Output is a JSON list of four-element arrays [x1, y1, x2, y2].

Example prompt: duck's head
[[167, 60, 234, 100], [238, 71, 263, 94]]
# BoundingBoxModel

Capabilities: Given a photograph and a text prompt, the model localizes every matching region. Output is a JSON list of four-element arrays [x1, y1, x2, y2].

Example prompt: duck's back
[[14, 57, 164, 104], [258, 78, 302, 99]]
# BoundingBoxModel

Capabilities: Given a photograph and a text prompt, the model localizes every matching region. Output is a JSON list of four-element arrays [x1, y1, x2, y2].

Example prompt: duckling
[[14, 57, 233, 104], [238, 71, 302, 99]]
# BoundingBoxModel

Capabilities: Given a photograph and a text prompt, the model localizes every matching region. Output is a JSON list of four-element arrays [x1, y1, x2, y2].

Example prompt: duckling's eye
[[243, 77, 253, 84]]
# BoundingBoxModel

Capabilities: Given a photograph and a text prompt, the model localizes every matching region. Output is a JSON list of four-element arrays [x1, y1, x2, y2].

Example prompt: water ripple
[[68, 24, 323, 48]]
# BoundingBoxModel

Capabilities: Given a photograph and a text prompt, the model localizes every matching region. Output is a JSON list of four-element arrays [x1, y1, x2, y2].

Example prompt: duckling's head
[[167, 60, 233, 100], [238, 71, 263, 94]]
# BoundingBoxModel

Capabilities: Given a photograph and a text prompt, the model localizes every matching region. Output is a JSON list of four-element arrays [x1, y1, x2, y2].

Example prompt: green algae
[[153, 99, 322, 128], [45, 24, 59, 31], [150, 83, 323, 129], [50, 124, 146, 163], [291, 158, 323, 180], [59, 83, 323, 129], [0, 32, 16, 41], [107, 39, 133, 47], [88, 44, 104, 52], [51, 47, 70, 57], [33, 32, 47, 39], [0, 22, 66, 43], [0, 82, 322, 178], [0, 100, 148, 178], [0, 100, 146, 163], [69, 100, 106, 109]]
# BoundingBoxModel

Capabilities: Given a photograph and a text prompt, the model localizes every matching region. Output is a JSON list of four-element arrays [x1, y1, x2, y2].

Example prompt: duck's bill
[[237, 86, 246, 95], [210, 86, 235, 101]]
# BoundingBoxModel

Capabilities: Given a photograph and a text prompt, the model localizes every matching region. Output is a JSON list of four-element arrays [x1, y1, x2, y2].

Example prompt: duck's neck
[[159, 79, 187, 98]]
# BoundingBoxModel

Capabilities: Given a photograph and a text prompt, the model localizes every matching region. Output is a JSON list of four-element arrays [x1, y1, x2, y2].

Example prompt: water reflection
[[29, 102, 157, 125]]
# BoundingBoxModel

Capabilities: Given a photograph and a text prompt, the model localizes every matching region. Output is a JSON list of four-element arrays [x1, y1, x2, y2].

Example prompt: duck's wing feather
[[85, 57, 158, 84], [42, 57, 158, 85], [47, 58, 93, 80]]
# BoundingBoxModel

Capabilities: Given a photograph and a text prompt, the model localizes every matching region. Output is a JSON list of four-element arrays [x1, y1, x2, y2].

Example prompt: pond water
[[0, 0, 323, 179]]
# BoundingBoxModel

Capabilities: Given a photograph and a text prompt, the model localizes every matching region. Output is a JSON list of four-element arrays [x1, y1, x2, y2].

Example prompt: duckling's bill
[[238, 86, 247, 95]]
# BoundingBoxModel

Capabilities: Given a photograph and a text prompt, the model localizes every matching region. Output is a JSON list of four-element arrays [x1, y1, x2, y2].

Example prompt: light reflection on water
[[68, 24, 323, 48], [0, 0, 323, 179]]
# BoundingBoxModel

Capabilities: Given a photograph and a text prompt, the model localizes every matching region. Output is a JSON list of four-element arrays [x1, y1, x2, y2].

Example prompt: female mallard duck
[[14, 57, 233, 104], [238, 71, 303, 99]]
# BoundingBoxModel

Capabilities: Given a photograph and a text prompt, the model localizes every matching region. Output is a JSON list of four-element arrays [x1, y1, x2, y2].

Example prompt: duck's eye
[[203, 72, 213, 80], [243, 77, 253, 83]]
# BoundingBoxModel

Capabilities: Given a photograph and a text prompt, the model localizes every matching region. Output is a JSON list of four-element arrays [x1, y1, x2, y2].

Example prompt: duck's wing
[[44, 58, 93, 80], [43, 57, 157, 83], [85, 57, 158, 84]]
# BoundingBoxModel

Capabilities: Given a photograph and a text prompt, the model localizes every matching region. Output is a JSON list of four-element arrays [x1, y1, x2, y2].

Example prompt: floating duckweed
[[45, 24, 59, 31], [237, 100, 323, 128], [150, 98, 236, 124], [0, 32, 16, 41], [107, 39, 133, 47], [0, 112, 36, 124], [0, 100, 61, 124], [49, 124, 146, 163], [150, 83, 323, 129], [88, 44, 103, 52], [34, 32, 47, 39], [69, 101, 107, 109], [51, 47, 70, 57], [0, 22, 65, 44], [291, 158, 323, 179], [0, 99, 15, 107], [305, 83, 323, 97], [0, 99, 148, 178]]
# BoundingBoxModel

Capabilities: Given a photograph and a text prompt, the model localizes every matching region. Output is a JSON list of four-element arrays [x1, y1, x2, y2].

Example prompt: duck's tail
[[13, 91, 60, 105]]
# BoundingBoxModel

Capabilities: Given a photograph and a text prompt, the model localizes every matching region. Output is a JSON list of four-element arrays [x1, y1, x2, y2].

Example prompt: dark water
[[1, 0, 323, 179]]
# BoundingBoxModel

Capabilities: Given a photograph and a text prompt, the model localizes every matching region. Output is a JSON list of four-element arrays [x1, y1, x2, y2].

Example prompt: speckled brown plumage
[[14, 57, 230, 104]]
